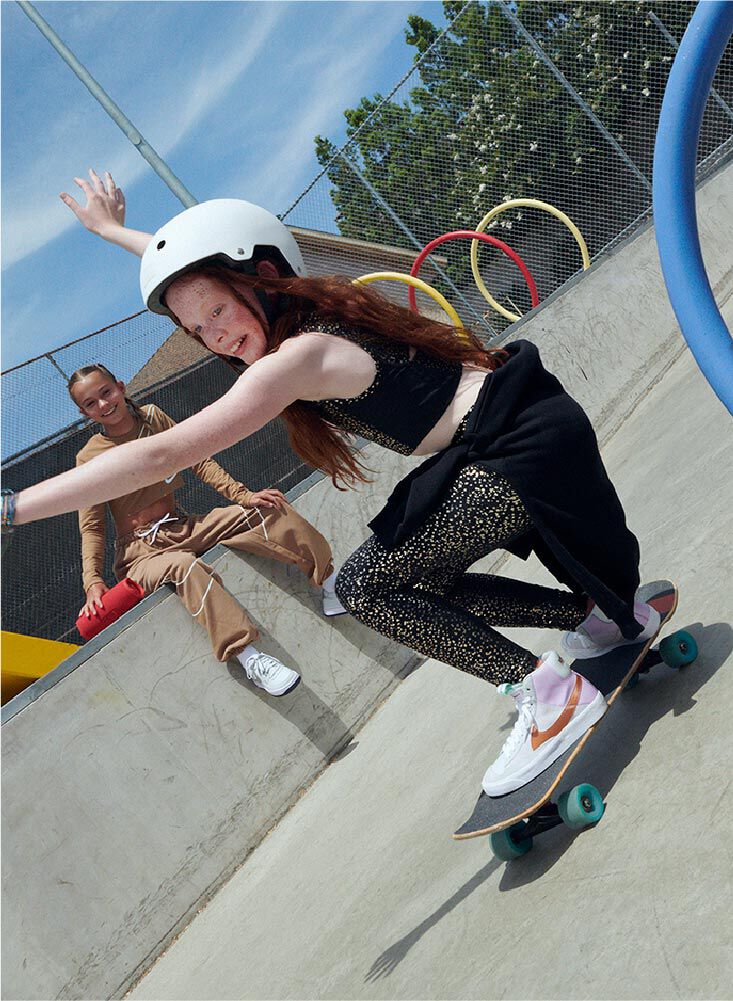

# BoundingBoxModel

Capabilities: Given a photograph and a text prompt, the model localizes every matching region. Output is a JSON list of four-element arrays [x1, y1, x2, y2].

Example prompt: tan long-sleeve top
[[76, 403, 255, 591]]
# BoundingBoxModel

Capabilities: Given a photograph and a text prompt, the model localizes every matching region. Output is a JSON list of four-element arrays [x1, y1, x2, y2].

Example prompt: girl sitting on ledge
[[68, 362, 344, 697]]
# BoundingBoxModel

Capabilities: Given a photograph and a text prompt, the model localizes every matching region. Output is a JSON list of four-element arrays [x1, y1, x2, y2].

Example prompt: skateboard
[[453, 581, 698, 860]]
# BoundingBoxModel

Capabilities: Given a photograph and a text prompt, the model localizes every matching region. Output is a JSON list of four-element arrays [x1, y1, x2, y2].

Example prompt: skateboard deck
[[454, 581, 692, 849]]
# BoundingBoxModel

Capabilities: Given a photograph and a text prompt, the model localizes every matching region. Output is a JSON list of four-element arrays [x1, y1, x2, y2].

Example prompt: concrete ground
[[130, 345, 732, 1001]]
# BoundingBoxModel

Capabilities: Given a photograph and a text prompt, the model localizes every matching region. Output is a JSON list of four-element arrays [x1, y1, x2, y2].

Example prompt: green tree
[[313, 2, 719, 318]]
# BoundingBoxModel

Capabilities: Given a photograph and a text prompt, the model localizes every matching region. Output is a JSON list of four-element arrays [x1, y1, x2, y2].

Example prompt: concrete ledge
[[1, 452, 423, 1001]]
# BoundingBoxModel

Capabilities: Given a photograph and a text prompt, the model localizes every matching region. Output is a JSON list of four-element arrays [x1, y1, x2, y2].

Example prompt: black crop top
[[298, 319, 462, 454]]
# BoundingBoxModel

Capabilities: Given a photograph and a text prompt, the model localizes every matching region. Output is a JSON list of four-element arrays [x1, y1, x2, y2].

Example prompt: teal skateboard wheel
[[489, 822, 533, 860], [659, 630, 698, 668], [557, 784, 605, 829]]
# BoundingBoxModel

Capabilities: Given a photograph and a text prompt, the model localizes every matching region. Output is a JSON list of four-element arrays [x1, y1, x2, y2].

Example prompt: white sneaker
[[560, 601, 660, 660], [482, 651, 607, 796], [322, 570, 348, 616], [323, 589, 347, 616], [243, 652, 300, 696]]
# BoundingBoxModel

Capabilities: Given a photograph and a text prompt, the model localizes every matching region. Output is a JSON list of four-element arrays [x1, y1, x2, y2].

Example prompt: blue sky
[[2, 0, 448, 378]]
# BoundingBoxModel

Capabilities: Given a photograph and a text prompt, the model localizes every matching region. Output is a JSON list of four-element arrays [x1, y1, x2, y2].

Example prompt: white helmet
[[140, 199, 307, 316]]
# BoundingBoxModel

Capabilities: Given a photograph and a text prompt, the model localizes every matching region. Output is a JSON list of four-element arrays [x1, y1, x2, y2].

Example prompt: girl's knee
[[334, 554, 395, 613]]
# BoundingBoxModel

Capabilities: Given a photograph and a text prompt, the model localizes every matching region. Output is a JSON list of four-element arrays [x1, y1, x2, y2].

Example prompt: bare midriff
[[413, 364, 490, 455], [115, 493, 177, 536]]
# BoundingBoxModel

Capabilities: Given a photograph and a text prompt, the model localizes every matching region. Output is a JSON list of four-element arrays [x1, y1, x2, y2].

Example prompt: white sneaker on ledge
[[323, 588, 347, 616], [243, 652, 300, 696], [322, 570, 348, 616]]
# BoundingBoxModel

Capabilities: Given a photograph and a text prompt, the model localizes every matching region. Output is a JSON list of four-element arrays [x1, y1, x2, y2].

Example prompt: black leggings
[[335, 465, 588, 687]]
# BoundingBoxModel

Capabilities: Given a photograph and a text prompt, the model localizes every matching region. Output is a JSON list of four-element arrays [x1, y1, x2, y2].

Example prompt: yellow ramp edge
[[1, 631, 80, 705]]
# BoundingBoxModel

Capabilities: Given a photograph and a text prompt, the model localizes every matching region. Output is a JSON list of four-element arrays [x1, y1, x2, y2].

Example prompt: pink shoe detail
[[532, 652, 600, 708], [482, 651, 607, 797], [561, 601, 661, 660]]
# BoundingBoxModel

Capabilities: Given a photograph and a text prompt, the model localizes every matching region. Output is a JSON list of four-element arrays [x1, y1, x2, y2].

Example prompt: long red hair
[[167, 264, 507, 489]]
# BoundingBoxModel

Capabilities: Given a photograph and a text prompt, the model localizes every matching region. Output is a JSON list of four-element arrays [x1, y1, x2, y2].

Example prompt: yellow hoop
[[470, 199, 591, 323], [353, 271, 465, 334]]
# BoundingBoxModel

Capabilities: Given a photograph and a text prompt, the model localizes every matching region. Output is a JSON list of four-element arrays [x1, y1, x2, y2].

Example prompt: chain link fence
[[3, 0, 732, 643], [283, 0, 733, 330]]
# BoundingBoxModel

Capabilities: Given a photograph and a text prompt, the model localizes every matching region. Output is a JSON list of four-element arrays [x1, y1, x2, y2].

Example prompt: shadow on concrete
[[226, 549, 419, 682], [368, 619, 731, 957], [496, 619, 731, 891], [363, 857, 502, 983], [224, 659, 354, 759]]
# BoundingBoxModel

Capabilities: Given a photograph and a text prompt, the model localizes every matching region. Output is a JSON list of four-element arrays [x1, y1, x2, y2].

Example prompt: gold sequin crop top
[[298, 319, 462, 454]]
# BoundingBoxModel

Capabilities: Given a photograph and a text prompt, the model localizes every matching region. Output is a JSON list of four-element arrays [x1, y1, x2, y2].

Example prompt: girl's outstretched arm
[[60, 168, 152, 257], [12, 337, 327, 526]]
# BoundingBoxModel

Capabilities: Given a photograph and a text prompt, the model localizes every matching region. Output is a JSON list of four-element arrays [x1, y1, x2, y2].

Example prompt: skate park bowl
[[3, 155, 732, 1000]]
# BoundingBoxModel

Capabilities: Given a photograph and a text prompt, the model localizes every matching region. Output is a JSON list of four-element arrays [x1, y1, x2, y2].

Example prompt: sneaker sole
[[254, 672, 300, 696], [267, 674, 301, 697], [482, 691, 608, 797]]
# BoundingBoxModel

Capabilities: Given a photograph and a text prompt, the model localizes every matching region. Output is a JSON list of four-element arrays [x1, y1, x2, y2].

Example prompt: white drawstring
[[135, 512, 180, 546], [134, 498, 266, 621], [237, 504, 269, 541], [159, 554, 214, 617], [190, 577, 214, 617]]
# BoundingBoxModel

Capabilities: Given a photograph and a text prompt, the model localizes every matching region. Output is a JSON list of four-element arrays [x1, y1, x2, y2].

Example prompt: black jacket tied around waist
[[368, 340, 642, 639]]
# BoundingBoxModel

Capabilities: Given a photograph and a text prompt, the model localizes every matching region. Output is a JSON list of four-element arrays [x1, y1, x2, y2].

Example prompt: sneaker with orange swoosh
[[482, 651, 607, 797]]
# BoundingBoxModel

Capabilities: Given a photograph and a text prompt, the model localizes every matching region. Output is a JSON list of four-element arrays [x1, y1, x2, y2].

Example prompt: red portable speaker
[[75, 578, 146, 641]]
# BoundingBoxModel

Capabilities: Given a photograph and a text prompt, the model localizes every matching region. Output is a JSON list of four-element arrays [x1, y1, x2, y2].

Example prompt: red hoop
[[408, 230, 539, 315]]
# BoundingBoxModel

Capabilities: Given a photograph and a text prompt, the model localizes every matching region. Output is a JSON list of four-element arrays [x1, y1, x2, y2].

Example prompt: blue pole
[[652, 0, 733, 414]]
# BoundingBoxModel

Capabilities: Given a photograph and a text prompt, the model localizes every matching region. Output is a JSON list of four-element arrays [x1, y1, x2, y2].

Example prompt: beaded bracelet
[[1, 487, 16, 533]]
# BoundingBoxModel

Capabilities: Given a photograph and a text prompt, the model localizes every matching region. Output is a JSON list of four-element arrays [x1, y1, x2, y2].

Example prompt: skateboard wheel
[[557, 784, 605, 830], [489, 823, 533, 861], [659, 630, 698, 669]]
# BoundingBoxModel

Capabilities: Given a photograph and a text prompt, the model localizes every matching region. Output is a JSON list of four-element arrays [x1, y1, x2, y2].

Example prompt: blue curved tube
[[653, 1, 733, 413]]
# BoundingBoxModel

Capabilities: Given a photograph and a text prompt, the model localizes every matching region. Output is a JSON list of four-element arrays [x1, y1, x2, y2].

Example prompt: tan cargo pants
[[114, 503, 333, 661]]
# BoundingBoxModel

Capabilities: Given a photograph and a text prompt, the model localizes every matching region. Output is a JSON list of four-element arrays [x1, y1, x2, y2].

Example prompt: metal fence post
[[17, 0, 198, 208], [498, 0, 654, 195], [46, 354, 70, 382]]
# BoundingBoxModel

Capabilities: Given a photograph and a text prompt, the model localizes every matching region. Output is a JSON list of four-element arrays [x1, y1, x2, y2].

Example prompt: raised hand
[[59, 168, 152, 257], [60, 168, 125, 238]]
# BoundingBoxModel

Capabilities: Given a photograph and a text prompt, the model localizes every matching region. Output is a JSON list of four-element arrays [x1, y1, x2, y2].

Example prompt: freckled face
[[165, 274, 269, 365]]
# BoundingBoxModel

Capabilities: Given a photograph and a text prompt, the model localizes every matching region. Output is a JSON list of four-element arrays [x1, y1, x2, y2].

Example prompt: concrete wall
[[2, 159, 731, 1001]]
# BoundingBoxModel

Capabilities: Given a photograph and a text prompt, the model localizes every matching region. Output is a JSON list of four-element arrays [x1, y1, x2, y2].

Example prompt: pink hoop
[[408, 230, 539, 315]]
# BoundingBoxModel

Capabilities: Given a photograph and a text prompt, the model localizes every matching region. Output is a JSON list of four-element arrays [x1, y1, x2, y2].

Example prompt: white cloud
[[3, 3, 286, 268], [224, 3, 416, 212]]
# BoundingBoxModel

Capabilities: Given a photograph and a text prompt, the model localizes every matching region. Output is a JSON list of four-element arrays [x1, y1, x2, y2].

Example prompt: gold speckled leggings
[[335, 465, 589, 686]]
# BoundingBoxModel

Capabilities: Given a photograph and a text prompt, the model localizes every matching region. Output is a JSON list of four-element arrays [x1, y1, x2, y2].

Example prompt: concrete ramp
[[1, 457, 423, 1001], [2, 160, 732, 1000]]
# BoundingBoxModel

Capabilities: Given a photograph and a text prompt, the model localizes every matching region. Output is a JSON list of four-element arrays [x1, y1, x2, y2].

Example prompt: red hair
[[168, 265, 507, 489]]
